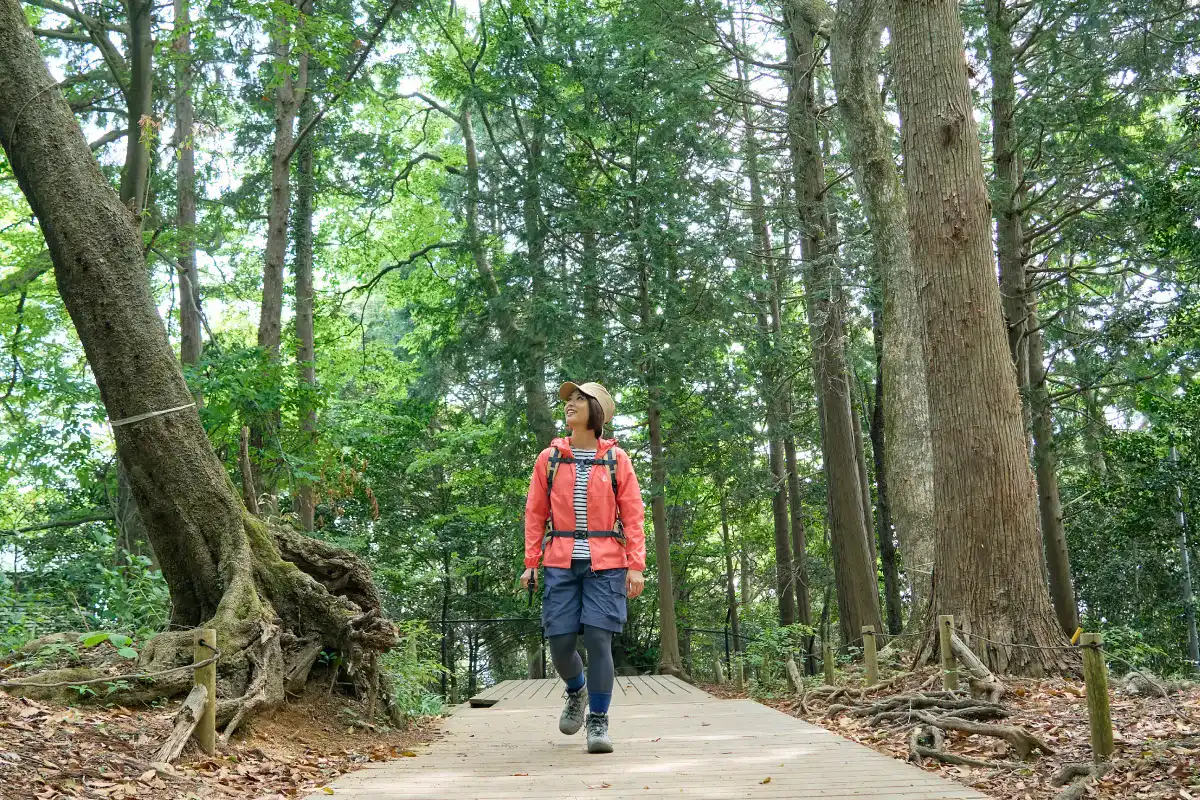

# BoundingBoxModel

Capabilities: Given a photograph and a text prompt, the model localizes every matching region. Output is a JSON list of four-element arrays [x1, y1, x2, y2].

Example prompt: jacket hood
[[552, 436, 617, 456]]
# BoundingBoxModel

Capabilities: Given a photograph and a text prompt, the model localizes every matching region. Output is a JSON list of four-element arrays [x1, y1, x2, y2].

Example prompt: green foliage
[[382, 623, 445, 719]]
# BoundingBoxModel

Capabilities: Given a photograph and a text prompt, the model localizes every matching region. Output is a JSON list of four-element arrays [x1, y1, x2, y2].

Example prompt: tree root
[[912, 710, 1055, 759], [908, 725, 1020, 770], [5, 515, 397, 756], [1051, 761, 1110, 800]]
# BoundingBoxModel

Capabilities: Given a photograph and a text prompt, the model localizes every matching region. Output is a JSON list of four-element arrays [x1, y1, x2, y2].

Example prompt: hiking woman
[[521, 381, 646, 754]]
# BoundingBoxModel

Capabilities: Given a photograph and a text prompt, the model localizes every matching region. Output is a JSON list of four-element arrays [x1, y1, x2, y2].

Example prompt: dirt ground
[[0, 687, 440, 799]]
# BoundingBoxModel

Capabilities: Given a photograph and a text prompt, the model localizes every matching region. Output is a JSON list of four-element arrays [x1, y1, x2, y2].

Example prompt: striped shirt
[[571, 449, 596, 560]]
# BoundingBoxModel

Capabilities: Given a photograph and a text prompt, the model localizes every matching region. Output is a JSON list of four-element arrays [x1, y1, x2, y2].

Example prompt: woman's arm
[[523, 448, 552, 569]]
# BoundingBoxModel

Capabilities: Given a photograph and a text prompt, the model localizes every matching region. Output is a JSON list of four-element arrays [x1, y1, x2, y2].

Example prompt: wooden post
[[194, 628, 217, 754], [823, 641, 835, 684], [1080, 632, 1114, 762], [862, 626, 878, 686], [938, 615, 959, 691]]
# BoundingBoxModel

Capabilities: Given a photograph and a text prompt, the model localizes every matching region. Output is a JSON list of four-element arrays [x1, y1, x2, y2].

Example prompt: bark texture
[[0, 3, 394, 714], [829, 0, 934, 631], [891, 0, 1070, 673], [784, 0, 882, 647]]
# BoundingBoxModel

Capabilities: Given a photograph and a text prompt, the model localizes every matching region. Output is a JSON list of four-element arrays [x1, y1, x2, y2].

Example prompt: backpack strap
[[541, 446, 626, 556]]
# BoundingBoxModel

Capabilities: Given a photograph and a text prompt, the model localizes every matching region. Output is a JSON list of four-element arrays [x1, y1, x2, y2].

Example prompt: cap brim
[[559, 382, 582, 402]]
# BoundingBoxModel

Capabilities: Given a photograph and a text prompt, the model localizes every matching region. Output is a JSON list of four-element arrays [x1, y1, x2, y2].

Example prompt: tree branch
[[285, 0, 408, 163], [0, 511, 115, 537]]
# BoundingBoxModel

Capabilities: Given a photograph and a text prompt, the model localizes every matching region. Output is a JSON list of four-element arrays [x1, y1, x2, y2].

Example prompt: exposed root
[[1051, 761, 1110, 800], [5, 515, 396, 752], [908, 724, 1020, 770], [912, 710, 1055, 759]]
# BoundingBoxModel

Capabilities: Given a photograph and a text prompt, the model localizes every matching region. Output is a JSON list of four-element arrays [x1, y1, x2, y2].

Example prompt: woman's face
[[564, 390, 591, 429]]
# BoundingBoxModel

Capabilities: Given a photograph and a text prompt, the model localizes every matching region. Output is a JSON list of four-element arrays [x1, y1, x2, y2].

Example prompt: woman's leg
[[548, 632, 585, 693], [582, 625, 615, 714]]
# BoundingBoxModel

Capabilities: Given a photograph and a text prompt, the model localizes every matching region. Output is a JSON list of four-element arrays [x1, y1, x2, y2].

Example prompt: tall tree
[[173, 0, 202, 370], [0, 0, 394, 723], [294, 89, 317, 531], [891, 0, 1070, 672], [783, 0, 881, 646], [254, 0, 313, 501], [829, 0, 935, 631]]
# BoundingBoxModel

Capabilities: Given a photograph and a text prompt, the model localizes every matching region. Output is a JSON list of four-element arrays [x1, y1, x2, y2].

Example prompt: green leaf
[[80, 633, 110, 648], [116, 647, 138, 659], [108, 634, 133, 648]]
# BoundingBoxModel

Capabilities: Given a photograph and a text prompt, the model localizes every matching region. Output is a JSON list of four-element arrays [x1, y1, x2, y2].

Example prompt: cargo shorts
[[541, 558, 628, 637]]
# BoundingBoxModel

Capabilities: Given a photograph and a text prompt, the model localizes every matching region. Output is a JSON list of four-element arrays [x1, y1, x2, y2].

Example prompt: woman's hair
[[585, 395, 605, 439]]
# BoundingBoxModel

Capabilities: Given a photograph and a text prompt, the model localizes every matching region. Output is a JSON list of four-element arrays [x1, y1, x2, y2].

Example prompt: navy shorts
[[541, 559, 628, 636]]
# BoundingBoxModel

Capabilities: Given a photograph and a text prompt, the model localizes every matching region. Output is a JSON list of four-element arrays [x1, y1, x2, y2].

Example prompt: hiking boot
[[559, 686, 588, 735], [586, 712, 613, 754]]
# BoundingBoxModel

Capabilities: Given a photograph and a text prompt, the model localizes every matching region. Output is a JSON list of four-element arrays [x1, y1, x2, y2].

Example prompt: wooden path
[[309, 677, 988, 799]]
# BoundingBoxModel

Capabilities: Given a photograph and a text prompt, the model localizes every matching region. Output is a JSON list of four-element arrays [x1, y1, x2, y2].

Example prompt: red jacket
[[524, 437, 647, 572]]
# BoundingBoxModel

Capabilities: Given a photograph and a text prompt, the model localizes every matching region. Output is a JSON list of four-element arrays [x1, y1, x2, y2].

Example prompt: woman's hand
[[626, 570, 645, 599], [520, 567, 535, 590]]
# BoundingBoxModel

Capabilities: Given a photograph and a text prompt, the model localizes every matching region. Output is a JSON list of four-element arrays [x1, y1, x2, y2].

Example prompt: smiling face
[[564, 389, 592, 431]]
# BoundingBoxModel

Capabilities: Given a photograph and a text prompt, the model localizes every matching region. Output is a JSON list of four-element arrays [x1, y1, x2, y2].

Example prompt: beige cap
[[559, 381, 615, 424]]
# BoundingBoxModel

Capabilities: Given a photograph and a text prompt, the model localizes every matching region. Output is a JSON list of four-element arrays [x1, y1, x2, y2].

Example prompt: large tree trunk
[[784, 0, 882, 648], [871, 307, 904, 635], [891, 0, 1070, 673], [0, 5, 394, 717], [174, 0, 202, 370], [829, 0, 935, 632], [294, 91, 317, 532], [1028, 310, 1079, 634]]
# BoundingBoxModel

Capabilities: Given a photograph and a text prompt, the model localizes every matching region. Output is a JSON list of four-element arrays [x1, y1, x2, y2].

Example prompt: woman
[[521, 381, 646, 754]]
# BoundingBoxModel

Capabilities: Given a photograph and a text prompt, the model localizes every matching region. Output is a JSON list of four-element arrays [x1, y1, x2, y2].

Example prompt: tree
[[0, 2, 395, 726], [891, 0, 1070, 673], [783, 0, 881, 647], [829, 0, 934, 632]]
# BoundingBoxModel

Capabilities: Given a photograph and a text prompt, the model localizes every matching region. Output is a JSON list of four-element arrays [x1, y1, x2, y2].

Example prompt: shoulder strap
[[546, 447, 565, 502]]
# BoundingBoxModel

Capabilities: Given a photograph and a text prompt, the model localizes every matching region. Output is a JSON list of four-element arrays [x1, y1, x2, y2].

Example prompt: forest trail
[[307, 676, 987, 799]]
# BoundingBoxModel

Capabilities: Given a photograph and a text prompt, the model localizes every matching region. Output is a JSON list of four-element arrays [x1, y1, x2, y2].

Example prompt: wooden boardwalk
[[309, 677, 988, 799]]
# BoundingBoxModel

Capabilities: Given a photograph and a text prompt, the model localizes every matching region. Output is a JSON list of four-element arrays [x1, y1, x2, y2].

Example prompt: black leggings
[[548, 625, 614, 696]]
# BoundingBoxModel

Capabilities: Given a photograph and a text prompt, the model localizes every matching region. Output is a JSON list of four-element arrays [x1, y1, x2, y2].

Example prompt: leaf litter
[[0, 686, 438, 799]]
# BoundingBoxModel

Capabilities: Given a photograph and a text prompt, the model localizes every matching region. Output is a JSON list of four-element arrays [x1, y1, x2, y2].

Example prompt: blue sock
[[565, 672, 586, 694], [589, 691, 612, 715]]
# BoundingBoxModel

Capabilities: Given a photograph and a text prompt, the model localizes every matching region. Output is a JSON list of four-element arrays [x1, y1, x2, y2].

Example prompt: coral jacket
[[524, 437, 647, 572]]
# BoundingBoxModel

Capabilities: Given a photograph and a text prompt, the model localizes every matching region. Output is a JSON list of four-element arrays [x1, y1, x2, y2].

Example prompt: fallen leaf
[[760, 777, 771, 784], [322, 789, 335, 795], [513, 773, 529, 776]]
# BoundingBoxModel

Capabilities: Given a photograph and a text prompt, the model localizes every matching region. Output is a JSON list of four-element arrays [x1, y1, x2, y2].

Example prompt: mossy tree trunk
[[0, 2, 395, 722]]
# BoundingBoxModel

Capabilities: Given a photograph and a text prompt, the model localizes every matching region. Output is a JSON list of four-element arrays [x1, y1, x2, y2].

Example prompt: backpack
[[540, 446, 625, 555]]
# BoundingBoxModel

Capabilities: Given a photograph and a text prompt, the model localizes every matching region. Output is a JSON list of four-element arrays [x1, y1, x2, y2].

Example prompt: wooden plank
[[633, 674, 659, 696], [309, 697, 986, 800]]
